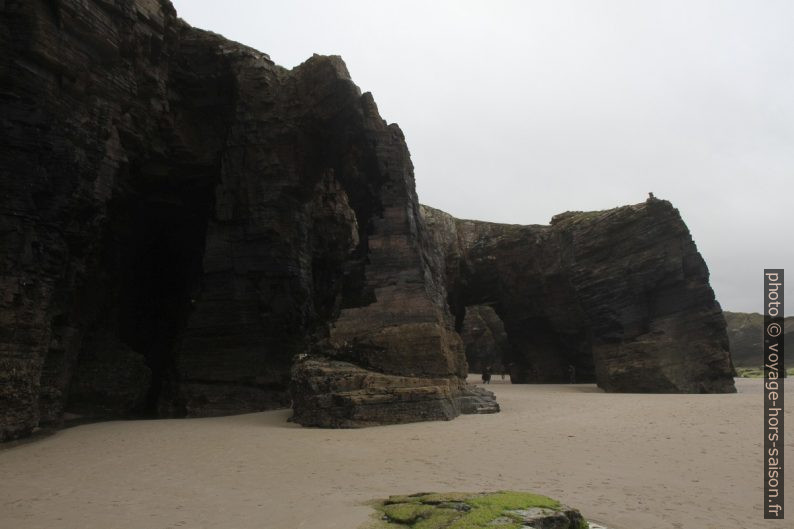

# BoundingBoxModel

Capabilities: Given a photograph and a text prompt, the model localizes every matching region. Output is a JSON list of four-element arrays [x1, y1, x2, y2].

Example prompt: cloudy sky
[[172, 0, 792, 315]]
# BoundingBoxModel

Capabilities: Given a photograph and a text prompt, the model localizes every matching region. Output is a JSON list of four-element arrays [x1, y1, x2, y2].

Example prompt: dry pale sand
[[1, 378, 791, 529]]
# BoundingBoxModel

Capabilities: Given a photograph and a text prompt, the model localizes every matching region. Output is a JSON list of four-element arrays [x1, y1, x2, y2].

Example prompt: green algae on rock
[[362, 491, 589, 529]]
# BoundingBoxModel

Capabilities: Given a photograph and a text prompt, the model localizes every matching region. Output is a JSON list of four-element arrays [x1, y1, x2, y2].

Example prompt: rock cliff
[[0, 0, 499, 440], [460, 305, 509, 375], [422, 200, 736, 393], [1, 0, 733, 441]]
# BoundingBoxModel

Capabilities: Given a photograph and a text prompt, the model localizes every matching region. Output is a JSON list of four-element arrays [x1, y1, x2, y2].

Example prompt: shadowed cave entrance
[[117, 195, 209, 415], [455, 301, 597, 385], [65, 170, 214, 419], [443, 239, 598, 384]]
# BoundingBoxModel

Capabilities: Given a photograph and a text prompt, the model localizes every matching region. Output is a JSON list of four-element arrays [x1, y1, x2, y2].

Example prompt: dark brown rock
[[290, 356, 460, 428], [65, 333, 151, 418], [1, 0, 188, 440], [289, 347, 498, 428], [0, 0, 733, 441], [421, 198, 736, 393], [460, 305, 509, 374], [0, 0, 495, 440]]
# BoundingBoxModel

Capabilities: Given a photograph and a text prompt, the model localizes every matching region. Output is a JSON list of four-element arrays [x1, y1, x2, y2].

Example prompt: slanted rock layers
[[1, 0, 733, 441], [0, 0, 498, 440], [422, 200, 736, 393]]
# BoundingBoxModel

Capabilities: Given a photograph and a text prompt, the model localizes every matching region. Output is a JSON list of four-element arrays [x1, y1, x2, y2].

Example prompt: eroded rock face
[[289, 356, 498, 428], [460, 305, 509, 374], [1, 0, 732, 441], [0, 0, 496, 440], [422, 199, 736, 393]]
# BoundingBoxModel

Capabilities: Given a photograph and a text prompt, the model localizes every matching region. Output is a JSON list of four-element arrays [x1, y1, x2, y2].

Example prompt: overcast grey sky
[[172, 0, 793, 315]]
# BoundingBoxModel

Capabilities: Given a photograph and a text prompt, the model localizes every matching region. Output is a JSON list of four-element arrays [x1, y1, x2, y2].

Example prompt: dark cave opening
[[119, 212, 190, 413], [444, 247, 599, 384], [64, 168, 215, 419], [116, 187, 212, 416], [455, 299, 596, 385], [500, 316, 595, 384]]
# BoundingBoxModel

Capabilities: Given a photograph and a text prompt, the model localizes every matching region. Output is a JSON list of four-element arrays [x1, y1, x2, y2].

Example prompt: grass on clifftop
[[362, 491, 588, 529], [736, 367, 794, 378]]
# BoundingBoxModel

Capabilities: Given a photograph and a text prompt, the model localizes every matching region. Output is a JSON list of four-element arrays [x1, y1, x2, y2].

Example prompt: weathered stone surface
[[455, 385, 501, 415], [422, 198, 736, 393], [509, 506, 587, 529], [460, 304, 509, 374], [1, 0, 734, 441], [290, 356, 460, 428], [724, 311, 793, 367], [65, 333, 151, 418], [0, 0, 495, 440], [2, 0, 189, 440]]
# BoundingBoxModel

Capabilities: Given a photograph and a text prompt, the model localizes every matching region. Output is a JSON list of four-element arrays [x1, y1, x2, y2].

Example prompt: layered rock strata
[[422, 199, 736, 393], [1, 0, 734, 441], [0, 0, 496, 440]]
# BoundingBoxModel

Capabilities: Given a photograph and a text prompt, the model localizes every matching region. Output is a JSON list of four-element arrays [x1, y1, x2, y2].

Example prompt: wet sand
[[0, 378, 790, 529]]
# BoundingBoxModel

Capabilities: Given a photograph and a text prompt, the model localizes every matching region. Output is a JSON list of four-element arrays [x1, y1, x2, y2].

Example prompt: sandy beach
[[0, 377, 790, 529]]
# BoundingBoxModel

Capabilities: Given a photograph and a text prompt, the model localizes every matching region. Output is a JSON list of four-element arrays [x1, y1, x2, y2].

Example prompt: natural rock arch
[[421, 202, 735, 393]]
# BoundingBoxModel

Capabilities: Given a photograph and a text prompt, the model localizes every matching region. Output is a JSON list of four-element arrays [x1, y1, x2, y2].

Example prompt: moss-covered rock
[[363, 491, 590, 529]]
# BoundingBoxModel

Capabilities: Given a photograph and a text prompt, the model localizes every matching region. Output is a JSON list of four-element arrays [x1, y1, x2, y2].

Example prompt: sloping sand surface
[[0, 378, 790, 529]]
